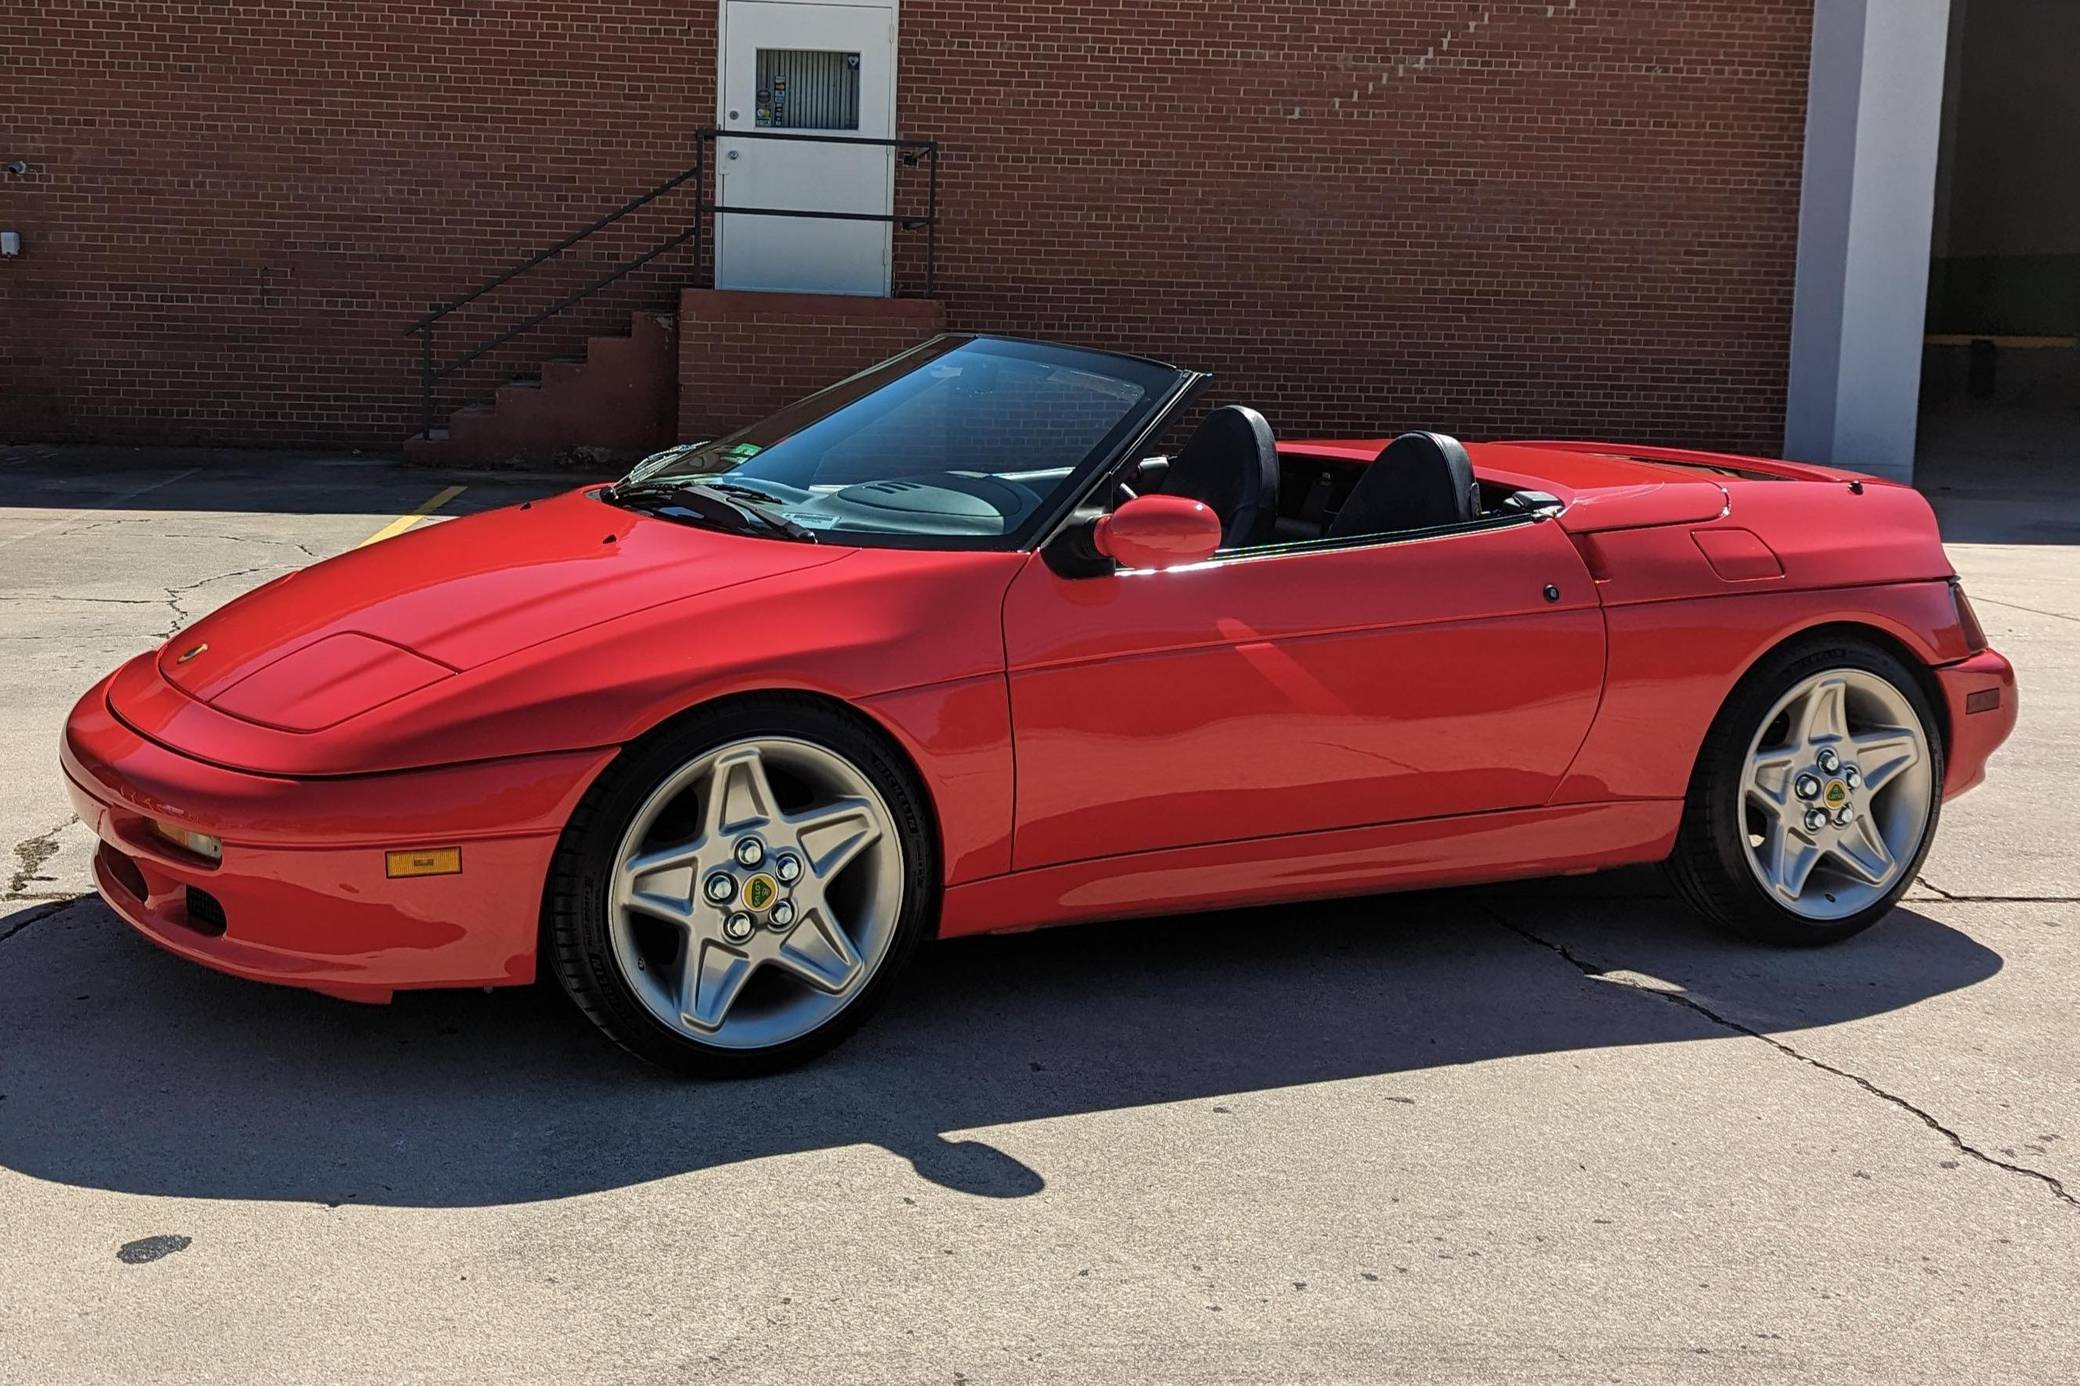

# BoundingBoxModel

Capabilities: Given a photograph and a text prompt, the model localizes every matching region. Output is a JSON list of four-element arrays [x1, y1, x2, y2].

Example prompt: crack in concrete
[[1913, 876, 2079, 904], [8, 518, 327, 552], [1485, 906, 2079, 1212], [41, 518, 129, 541], [151, 531, 331, 555], [161, 565, 273, 637], [0, 466, 202, 553], [1973, 596, 2080, 626]]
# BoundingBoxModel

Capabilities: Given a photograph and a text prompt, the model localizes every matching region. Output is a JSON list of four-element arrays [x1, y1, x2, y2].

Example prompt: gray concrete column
[[1784, 0, 1953, 482]]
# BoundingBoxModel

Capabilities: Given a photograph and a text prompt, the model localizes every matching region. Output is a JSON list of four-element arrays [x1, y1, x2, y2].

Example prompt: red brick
[[0, 1, 1810, 454]]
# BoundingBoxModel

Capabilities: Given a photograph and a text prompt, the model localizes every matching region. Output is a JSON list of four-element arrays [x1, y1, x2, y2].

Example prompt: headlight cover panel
[[206, 633, 455, 733]]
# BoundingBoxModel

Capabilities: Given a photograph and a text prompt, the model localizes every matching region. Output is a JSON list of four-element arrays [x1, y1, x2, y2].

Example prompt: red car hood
[[152, 487, 847, 728]]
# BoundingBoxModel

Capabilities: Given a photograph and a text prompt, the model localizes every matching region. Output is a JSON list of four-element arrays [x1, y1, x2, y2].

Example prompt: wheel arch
[[1713, 619, 1952, 768], [533, 685, 950, 971], [1556, 587, 1967, 812], [609, 685, 945, 869]]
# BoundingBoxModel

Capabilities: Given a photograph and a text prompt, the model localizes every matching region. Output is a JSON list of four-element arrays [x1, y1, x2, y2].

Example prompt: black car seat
[[1326, 431, 1480, 538], [1162, 405, 1280, 549]]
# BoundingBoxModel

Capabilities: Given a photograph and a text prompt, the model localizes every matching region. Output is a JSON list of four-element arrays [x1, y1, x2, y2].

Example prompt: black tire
[[544, 696, 938, 1076], [1665, 634, 1944, 946]]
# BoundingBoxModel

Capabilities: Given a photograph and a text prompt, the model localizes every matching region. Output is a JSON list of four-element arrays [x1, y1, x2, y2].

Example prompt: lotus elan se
[[62, 336, 2017, 1073]]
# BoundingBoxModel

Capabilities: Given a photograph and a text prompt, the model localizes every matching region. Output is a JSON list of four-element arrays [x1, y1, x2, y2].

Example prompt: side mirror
[[1091, 494, 1222, 571]]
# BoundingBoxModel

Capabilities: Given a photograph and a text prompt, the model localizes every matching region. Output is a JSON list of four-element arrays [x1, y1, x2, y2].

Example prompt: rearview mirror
[[1092, 495, 1221, 571]]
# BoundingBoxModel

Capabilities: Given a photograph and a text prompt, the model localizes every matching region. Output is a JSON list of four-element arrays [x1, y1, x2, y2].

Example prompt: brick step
[[402, 311, 679, 467]]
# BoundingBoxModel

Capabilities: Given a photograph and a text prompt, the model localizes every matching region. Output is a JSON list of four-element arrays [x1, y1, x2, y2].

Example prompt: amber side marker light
[[149, 819, 222, 863], [1965, 689, 2002, 715], [386, 847, 462, 879]]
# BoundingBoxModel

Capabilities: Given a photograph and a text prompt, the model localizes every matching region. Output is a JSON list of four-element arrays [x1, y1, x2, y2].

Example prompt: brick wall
[[678, 290, 943, 440], [1, 1, 720, 447], [2, 1, 1812, 454]]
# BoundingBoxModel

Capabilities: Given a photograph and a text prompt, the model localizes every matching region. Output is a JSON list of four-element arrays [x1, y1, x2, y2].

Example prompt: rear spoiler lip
[[1281, 436, 1892, 488], [1506, 440, 1889, 487]]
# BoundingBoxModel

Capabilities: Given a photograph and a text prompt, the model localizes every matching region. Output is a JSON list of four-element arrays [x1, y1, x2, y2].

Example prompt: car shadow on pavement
[[0, 870, 2001, 1207], [0, 448, 573, 518]]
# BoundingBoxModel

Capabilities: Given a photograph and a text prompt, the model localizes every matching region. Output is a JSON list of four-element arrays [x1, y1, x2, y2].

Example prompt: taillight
[[1950, 578, 1988, 653]]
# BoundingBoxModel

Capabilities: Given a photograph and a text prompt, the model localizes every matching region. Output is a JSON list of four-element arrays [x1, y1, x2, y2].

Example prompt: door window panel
[[755, 49, 862, 129]]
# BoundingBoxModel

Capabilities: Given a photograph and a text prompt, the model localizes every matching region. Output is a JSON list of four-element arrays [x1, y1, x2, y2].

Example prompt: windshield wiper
[[698, 478, 795, 508], [607, 479, 817, 542]]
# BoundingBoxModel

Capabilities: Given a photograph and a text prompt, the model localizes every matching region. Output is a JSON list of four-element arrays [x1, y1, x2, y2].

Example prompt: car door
[[1001, 516, 1607, 870]]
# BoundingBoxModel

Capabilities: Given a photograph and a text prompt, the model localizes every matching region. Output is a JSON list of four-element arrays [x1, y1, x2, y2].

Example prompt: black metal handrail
[[403, 128, 940, 438]]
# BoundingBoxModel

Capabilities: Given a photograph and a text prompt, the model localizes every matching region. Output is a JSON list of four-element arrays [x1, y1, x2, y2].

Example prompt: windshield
[[614, 335, 1190, 549]]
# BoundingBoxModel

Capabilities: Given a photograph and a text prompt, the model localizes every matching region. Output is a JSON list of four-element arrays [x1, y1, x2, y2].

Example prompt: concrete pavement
[[0, 443, 2073, 1384]]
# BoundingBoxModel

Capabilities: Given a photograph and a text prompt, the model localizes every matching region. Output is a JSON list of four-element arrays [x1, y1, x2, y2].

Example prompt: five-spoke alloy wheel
[[1736, 669, 1933, 919], [547, 698, 936, 1075], [1669, 636, 1944, 944]]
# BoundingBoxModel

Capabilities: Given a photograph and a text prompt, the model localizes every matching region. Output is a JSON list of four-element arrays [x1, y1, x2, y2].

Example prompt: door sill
[[939, 800, 1681, 937]]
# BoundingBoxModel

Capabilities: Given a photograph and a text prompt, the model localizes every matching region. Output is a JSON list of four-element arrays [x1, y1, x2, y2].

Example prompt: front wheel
[[1667, 637, 1943, 945], [545, 698, 938, 1076]]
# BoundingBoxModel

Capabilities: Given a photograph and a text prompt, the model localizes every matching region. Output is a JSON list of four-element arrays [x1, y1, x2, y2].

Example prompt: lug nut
[[722, 911, 755, 943], [1817, 747, 1841, 773], [1843, 766, 1862, 789], [1803, 807, 1829, 833], [1832, 805, 1855, 827], [703, 872, 736, 905], [769, 898, 796, 928], [734, 837, 765, 868], [774, 852, 803, 885], [1794, 774, 1821, 801]]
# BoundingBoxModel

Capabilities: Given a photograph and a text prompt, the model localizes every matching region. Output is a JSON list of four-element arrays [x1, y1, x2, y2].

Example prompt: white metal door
[[716, 0, 897, 296]]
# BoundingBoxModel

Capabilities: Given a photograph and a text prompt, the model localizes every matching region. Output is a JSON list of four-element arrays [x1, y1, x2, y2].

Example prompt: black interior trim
[[1161, 404, 1281, 549], [1044, 413, 1571, 576], [1196, 507, 1546, 564], [1327, 431, 1480, 538]]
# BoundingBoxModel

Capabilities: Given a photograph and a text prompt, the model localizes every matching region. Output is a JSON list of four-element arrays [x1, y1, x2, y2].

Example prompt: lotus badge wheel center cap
[[743, 873, 780, 913]]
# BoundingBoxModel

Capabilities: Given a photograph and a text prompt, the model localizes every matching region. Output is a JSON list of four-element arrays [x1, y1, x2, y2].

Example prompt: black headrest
[[1163, 405, 1280, 549], [1327, 431, 1479, 539]]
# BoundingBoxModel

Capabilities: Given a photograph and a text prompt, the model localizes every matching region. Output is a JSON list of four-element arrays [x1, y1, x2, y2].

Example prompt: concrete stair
[[404, 311, 679, 467]]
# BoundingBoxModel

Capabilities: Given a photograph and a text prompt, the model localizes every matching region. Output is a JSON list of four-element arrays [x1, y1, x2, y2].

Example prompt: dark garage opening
[[1920, 0, 2080, 497]]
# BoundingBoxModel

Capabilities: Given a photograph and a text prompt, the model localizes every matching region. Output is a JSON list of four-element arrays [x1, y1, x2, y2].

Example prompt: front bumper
[[61, 671, 615, 1003], [1934, 649, 2018, 799]]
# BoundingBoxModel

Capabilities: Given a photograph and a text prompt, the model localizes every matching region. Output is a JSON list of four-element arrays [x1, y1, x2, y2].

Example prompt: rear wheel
[[1667, 637, 1942, 945], [546, 698, 937, 1075]]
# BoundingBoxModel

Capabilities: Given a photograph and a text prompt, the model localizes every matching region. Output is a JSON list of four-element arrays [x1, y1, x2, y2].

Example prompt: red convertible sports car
[[62, 335, 2017, 1073]]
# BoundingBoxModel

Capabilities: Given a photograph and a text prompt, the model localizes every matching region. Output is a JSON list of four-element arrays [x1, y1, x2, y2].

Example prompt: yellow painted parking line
[[357, 484, 466, 548]]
